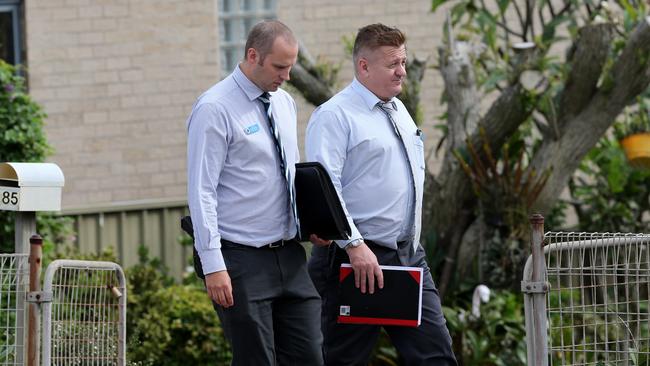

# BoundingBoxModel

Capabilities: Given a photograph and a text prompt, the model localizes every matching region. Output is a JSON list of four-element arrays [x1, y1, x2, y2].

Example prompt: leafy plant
[[568, 134, 650, 232], [614, 96, 650, 140], [125, 246, 231, 365], [0, 60, 52, 253], [443, 289, 527, 366]]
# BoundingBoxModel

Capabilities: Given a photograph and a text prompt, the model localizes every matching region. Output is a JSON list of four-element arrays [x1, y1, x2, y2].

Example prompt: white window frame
[[219, 0, 276, 76]]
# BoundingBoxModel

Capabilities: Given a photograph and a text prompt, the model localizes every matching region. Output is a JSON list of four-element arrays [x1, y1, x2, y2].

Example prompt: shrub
[[569, 134, 650, 233], [0, 60, 52, 253], [443, 289, 527, 365], [125, 247, 231, 365]]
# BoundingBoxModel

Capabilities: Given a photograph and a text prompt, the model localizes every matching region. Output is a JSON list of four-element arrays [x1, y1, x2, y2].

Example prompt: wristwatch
[[345, 238, 363, 249]]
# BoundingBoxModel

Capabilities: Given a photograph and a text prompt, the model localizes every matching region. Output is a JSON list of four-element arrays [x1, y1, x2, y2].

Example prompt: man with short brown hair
[[187, 20, 325, 365], [306, 23, 457, 365]]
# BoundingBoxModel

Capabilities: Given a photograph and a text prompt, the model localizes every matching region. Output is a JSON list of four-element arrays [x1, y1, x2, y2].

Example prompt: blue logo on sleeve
[[244, 123, 260, 135]]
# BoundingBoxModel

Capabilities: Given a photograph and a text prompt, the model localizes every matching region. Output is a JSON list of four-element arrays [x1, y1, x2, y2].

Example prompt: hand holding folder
[[295, 162, 351, 240], [338, 263, 423, 327]]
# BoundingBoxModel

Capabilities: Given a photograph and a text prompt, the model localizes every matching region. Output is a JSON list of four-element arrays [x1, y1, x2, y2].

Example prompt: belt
[[221, 238, 296, 249], [264, 239, 295, 248]]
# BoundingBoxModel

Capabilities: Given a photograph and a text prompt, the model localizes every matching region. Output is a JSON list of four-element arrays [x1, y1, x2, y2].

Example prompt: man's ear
[[245, 47, 258, 65], [357, 57, 369, 78]]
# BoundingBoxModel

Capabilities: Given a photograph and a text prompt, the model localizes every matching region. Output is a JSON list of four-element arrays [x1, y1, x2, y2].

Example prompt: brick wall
[[25, 0, 448, 210], [26, 0, 218, 208]]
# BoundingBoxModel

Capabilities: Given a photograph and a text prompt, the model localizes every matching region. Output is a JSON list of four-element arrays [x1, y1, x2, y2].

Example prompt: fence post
[[27, 234, 42, 366], [15, 211, 36, 365], [530, 213, 548, 366]]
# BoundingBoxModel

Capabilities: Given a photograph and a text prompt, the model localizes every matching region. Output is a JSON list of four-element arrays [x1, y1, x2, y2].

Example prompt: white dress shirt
[[187, 65, 299, 274], [305, 78, 425, 252]]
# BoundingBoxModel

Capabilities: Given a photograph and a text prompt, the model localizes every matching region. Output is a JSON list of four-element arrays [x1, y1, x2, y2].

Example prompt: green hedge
[[125, 248, 231, 365]]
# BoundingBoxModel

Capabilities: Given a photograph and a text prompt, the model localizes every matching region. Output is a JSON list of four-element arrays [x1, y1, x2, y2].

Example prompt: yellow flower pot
[[620, 133, 650, 169]]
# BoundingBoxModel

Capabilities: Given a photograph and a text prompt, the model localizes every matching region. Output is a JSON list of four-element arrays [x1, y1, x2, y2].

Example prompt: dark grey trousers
[[308, 242, 457, 366], [213, 240, 324, 366]]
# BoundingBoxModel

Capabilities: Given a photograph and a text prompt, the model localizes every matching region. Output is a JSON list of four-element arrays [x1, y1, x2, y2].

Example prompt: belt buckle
[[268, 240, 283, 249]]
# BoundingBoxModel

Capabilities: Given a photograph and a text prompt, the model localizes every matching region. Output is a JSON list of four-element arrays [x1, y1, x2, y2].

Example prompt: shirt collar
[[232, 64, 266, 101], [350, 78, 397, 111]]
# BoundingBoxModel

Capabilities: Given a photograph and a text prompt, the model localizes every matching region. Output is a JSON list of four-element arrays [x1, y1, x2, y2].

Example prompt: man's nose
[[396, 63, 406, 77], [281, 68, 291, 81]]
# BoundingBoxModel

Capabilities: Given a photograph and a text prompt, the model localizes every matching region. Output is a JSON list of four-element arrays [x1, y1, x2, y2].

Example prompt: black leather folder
[[295, 162, 351, 240]]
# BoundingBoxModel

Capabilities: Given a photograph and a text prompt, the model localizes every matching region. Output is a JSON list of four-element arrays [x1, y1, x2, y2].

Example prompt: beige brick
[[80, 59, 106, 71], [68, 73, 95, 86], [151, 173, 175, 185], [103, 5, 129, 17], [107, 84, 132, 96], [91, 18, 118, 31], [120, 95, 145, 108], [145, 94, 171, 107], [40, 75, 69, 87], [94, 71, 120, 84], [78, 6, 103, 18], [65, 0, 91, 6], [32, 0, 66, 8], [95, 97, 121, 110], [79, 32, 105, 45], [58, 19, 92, 33], [83, 111, 108, 124], [66, 46, 93, 59], [106, 57, 131, 70], [50, 8, 78, 20], [163, 185, 185, 198], [135, 161, 160, 174], [119, 69, 144, 82]]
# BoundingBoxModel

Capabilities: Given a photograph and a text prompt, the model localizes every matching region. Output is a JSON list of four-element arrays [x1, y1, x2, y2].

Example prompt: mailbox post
[[0, 162, 64, 365]]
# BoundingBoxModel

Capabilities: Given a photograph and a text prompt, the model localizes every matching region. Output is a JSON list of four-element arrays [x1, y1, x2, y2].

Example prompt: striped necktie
[[258, 92, 301, 239]]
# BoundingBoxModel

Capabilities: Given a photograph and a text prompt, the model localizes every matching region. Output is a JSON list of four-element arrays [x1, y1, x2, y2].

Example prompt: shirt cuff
[[335, 224, 362, 249], [197, 247, 226, 275]]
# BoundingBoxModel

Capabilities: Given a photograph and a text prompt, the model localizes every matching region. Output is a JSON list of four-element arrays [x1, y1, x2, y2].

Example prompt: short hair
[[243, 20, 297, 64], [352, 23, 406, 64]]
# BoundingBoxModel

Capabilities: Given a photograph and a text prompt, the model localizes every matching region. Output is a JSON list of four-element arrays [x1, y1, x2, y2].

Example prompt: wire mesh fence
[[0, 254, 28, 366], [524, 230, 650, 366], [42, 260, 126, 366]]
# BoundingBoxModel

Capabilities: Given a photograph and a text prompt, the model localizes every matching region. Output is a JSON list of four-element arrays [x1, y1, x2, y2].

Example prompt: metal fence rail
[[0, 254, 28, 366], [523, 225, 650, 366], [41, 260, 126, 366]]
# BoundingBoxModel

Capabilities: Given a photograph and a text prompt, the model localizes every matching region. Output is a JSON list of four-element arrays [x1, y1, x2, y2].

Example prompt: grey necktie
[[258, 92, 301, 239], [377, 101, 416, 243]]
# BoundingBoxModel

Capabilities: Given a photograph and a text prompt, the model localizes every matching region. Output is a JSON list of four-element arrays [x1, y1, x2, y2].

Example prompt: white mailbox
[[0, 163, 65, 211]]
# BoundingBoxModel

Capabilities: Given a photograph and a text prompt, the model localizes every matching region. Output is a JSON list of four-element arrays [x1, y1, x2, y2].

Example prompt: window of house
[[219, 0, 276, 76], [0, 0, 21, 65]]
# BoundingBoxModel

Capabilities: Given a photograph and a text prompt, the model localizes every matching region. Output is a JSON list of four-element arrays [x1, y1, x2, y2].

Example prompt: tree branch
[[525, 0, 535, 41], [512, 1, 527, 41], [557, 23, 615, 128], [531, 17, 650, 214], [288, 43, 336, 106]]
